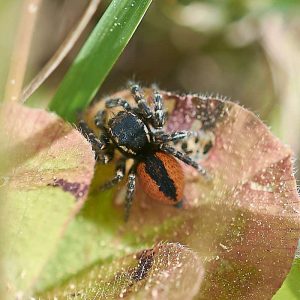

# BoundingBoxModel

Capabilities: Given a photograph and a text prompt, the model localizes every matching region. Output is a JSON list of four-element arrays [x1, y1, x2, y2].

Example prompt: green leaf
[[39, 243, 204, 300], [48, 0, 152, 122], [0, 103, 95, 299], [272, 259, 300, 300]]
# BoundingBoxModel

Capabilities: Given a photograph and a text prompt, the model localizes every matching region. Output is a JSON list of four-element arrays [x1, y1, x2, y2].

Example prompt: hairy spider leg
[[97, 157, 126, 191], [130, 83, 167, 130], [78, 120, 108, 151], [79, 119, 113, 164], [105, 98, 132, 110], [153, 90, 166, 129], [160, 144, 208, 177], [130, 83, 153, 120], [154, 130, 198, 143], [125, 164, 137, 221], [94, 110, 106, 130]]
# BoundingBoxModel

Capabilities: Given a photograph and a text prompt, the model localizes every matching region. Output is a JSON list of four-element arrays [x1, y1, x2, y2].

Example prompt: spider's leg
[[154, 130, 196, 143], [152, 90, 166, 129], [97, 157, 126, 192], [79, 119, 114, 164], [95, 110, 107, 130], [160, 144, 208, 177], [124, 164, 137, 221], [78, 120, 109, 151], [130, 83, 153, 120], [130, 83, 166, 129], [105, 98, 132, 110]]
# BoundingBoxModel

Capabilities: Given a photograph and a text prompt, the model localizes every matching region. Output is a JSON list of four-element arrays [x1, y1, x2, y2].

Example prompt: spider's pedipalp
[[95, 151, 114, 164]]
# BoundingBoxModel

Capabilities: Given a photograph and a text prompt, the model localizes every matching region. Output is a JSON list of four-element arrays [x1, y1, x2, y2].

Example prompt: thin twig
[[20, 0, 102, 103], [4, 0, 42, 102]]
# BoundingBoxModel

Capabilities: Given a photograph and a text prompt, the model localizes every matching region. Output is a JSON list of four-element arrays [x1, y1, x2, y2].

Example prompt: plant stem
[[4, 0, 42, 102], [20, 0, 102, 103]]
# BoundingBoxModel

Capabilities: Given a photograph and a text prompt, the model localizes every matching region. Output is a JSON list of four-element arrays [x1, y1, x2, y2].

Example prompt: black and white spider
[[79, 83, 207, 220]]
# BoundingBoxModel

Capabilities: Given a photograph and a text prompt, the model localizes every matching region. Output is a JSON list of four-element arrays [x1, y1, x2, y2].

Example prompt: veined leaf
[[37, 89, 300, 299], [39, 242, 204, 300]]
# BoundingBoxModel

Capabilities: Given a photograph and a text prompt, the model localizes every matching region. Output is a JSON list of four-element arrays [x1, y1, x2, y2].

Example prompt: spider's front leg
[[130, 83, 153, 120], [124, 164, 137, 221], [130, 83, 167, 130], [160, 144, 208, 177], [105, 98, 132, 111], [79, 120, 109, 151], [79, 118, 114, 164]]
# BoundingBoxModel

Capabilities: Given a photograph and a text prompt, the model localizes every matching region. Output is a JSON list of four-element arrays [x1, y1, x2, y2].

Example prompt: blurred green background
[[0, 0, 299, 298]]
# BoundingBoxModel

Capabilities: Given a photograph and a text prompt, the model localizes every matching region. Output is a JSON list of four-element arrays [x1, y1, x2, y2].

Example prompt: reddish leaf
[[37, 88, 299, 300]]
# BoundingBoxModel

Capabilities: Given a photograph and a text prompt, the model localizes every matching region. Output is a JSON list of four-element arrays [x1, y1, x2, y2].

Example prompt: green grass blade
[[48, 0, 152, 122]]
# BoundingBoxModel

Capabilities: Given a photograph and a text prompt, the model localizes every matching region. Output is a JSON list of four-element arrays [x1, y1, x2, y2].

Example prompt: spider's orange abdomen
[[137, 151, 184, 205]]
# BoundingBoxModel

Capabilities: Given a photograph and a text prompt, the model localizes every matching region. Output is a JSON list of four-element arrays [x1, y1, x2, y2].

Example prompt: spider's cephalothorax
[[79, 83, 208, 220]]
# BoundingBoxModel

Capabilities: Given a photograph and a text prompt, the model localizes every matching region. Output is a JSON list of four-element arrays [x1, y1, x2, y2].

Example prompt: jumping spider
[[79, 83, 208, 220]]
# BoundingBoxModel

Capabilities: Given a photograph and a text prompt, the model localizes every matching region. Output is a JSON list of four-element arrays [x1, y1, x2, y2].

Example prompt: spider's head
[[108, 111, 151, 155]]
